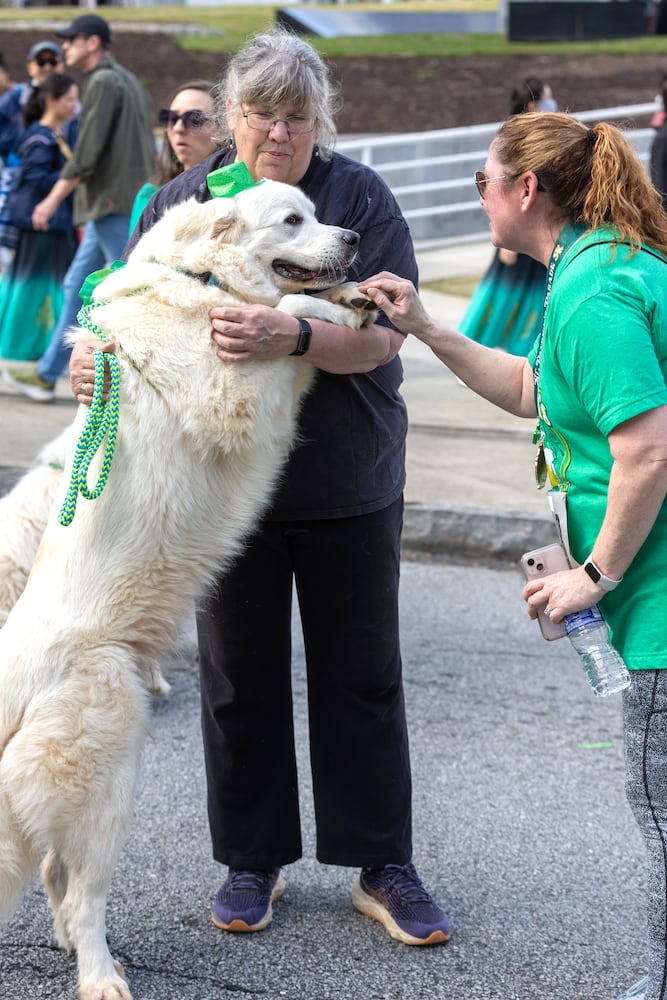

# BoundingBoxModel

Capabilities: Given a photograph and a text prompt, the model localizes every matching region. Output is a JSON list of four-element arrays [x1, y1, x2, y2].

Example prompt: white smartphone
[[520, 542, 569, 641]]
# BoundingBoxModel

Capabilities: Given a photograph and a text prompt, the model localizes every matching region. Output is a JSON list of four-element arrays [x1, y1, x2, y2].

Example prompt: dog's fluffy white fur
[[0, 180, 375, 1000], [0, 424, 75, 628]]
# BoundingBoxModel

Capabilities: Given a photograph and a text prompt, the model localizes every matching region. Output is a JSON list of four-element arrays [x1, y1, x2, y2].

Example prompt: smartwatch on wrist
[[290, 318, 312, 356], [583, 555, 623, 592]]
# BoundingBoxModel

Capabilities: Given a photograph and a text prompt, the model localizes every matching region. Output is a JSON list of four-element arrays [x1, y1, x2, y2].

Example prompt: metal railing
[[337, 103, 658, 249]]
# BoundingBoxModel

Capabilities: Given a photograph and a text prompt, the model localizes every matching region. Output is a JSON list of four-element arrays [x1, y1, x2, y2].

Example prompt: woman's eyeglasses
[[158, 109, 211, 130], [36, 56, 60, 69], [242, 111, 316, 136], [474, 170, 507, 198]]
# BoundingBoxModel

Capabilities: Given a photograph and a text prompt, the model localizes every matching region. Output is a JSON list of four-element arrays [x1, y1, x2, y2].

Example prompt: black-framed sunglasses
[[158, 109, 210, 130], [36, 56, 60, 68]]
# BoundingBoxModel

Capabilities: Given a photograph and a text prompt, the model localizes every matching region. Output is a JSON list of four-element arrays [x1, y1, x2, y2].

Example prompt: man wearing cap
[[3, 15, 155, 402], [0, 40, 66, 161]]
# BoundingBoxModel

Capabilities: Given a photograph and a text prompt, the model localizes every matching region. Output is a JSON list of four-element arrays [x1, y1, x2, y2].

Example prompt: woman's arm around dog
[[208, 303, 404, 374]]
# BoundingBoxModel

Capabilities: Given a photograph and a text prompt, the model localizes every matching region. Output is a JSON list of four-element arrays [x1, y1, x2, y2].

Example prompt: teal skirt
[[0, 228, 77, 361], [459, 250, 547, 356]]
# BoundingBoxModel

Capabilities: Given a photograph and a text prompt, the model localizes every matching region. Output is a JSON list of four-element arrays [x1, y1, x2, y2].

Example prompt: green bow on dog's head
[[206, 161, 263, 199]]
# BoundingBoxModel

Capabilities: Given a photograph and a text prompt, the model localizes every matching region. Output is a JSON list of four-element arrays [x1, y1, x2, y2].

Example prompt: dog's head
[[128, 180, 361, 303]]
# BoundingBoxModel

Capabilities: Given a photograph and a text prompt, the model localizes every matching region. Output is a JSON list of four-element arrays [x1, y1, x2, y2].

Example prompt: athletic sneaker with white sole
[[211, 867, 285, 932], [3, 367, 56, 402], [351, 862, 451, 945]]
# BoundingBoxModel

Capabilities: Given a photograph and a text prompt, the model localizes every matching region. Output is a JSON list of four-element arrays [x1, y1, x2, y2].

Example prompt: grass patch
[[422, 275, 483, 297], [2, 6, 667, 58]]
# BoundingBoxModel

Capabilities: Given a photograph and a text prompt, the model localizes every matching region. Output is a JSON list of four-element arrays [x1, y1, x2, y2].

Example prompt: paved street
[[0, 561, 644, 1000]]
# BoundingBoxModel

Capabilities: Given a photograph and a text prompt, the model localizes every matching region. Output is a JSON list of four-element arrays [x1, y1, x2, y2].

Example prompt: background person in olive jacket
[[3, 14, 155, 403]]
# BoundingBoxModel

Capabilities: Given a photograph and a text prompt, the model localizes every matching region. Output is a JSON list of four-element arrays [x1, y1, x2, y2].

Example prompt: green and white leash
[[58, 303, 121, 527]]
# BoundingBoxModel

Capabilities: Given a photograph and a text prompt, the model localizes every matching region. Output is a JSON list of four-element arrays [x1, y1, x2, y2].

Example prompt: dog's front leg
[[277, 287, 377, 330]]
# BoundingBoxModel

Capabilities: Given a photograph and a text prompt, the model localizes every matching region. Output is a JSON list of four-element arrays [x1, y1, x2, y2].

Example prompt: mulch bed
[[0, 27, 664, 133]]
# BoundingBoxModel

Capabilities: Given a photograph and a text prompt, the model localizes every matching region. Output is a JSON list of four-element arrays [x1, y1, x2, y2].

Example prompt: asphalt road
[[0, 558, 645, 1000]]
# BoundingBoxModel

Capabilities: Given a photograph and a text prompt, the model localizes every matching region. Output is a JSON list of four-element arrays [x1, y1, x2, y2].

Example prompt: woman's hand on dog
[[210, 304, 301, 360], [69, 339, 116, 405]]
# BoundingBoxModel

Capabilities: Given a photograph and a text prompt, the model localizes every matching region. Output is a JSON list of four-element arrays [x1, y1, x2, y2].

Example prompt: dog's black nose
[[343, 230, 360, 248]]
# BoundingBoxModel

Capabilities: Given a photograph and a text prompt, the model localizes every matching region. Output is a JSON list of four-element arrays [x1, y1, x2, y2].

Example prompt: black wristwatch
[[290, 318, 312, 356]]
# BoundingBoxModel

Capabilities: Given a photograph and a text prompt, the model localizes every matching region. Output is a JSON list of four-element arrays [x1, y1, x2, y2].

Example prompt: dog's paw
[[321, 282, 376, 314], [317, 283, 377, 327], [79, 970, 131, 1000], [278, 284, 378, 330]]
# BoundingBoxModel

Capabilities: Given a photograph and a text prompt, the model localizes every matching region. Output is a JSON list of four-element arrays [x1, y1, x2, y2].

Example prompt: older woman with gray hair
[[118, 28, 451, 945]]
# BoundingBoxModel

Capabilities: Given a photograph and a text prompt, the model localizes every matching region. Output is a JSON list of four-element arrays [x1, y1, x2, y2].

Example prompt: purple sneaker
[[351, 863, 451, 945], [212, 868, 285, 932]]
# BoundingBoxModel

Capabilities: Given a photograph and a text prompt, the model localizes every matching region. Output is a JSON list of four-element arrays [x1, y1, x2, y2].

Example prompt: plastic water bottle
[[564, 606, 631, 697]]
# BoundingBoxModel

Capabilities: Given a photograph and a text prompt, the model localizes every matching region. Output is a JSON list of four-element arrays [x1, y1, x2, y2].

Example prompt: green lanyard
[[533, 220, 586, 394], [532, 221, 586, 488]]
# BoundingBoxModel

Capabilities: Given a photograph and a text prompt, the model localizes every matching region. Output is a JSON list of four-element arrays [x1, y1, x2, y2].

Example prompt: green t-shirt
[[128, 181, 160, 239], [528, 228, 667, 669]]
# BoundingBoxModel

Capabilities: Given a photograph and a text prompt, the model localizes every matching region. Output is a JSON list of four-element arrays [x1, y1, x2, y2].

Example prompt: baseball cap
[[27, 40, 64, 62], [55, 15, 111, 45]]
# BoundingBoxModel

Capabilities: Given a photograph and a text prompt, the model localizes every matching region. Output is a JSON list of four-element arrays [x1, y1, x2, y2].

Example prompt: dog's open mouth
[[272, 260, 347, 287]]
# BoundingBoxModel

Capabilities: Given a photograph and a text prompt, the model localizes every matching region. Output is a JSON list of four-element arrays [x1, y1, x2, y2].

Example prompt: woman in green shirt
[[361, 112, 667, 1000]]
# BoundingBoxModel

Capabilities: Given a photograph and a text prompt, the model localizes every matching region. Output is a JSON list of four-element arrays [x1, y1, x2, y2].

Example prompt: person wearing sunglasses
[[0, 41, 65, 165], [129, 81, 220, 235], [3, 14, 155, 403], [0, 41, 71, 267], [361, 111, 667, 1000], [458, 78, 557, 358]]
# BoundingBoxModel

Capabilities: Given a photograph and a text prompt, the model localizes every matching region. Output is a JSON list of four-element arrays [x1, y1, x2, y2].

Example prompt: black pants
[[196, 497, 412, 871]]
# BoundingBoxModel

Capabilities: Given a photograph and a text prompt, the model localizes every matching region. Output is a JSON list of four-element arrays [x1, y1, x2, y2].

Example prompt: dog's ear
[[166, 199, 231, 245], [130, 197, 244, 268], [209, 200, 245, 245]]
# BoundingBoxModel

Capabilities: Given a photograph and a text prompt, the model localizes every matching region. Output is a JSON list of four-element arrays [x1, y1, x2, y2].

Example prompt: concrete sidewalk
[[401, 242, 553, 560], [0, 240, 555, 562]]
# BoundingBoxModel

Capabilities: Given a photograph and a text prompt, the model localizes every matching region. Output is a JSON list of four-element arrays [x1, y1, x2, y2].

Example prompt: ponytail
[[496, 112, 667, 255]]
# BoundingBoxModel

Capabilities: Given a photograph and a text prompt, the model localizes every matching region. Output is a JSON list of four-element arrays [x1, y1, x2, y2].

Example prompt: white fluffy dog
[[0, 179, 375, 1000]]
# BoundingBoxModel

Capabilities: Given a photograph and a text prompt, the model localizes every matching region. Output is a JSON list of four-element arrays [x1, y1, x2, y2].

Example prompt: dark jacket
[[0, 83, 77, 164], [10, 123, 74, 232]]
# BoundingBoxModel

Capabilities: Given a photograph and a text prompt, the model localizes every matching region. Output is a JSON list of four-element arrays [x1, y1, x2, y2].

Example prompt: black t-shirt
[[128, 148, 417, 519]]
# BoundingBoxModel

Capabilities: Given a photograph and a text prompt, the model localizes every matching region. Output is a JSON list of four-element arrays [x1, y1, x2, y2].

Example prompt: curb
[[402, 501, 556, 562], [0, 466, 556, 565]]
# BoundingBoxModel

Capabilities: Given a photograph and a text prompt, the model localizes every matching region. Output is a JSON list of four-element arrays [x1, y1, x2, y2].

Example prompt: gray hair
[[214, 28, 340, 160]]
